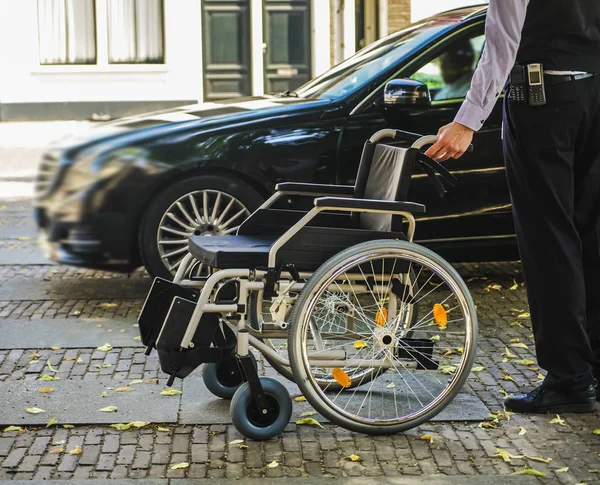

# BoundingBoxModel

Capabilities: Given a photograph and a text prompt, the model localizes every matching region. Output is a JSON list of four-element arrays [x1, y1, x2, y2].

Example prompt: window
[[107, 0, 165, 64], [410, 34, 485, 101], [37, 0, 164, 66], [37, 0, 97, 65]]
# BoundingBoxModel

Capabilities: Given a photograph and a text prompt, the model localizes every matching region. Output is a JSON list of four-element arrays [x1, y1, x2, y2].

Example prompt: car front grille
[[35, 152, 61, 197]]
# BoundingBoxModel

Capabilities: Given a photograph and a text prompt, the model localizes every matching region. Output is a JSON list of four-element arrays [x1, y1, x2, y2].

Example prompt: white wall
[[411, 0, 488, 23], [0, 0, 203, 105]]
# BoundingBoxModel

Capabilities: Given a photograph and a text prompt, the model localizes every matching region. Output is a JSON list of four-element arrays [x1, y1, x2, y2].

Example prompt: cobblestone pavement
[[0, 197, 600, 484]]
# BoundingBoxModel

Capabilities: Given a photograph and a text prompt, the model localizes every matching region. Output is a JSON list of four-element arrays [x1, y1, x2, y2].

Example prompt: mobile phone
[[527, 63, 546, 106]]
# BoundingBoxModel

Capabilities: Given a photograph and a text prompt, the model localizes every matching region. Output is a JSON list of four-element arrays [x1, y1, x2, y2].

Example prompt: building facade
[[0, 0, 485, 121]]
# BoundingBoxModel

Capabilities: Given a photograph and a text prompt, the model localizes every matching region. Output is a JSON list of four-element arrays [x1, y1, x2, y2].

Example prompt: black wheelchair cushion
[[188, 235, 274, 269]]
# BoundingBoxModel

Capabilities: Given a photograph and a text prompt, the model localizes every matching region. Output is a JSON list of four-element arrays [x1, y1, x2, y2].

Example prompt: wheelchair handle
[[368, 129, 474, 154]]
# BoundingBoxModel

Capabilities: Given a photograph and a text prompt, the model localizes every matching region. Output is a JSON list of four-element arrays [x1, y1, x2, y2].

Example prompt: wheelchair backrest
[[353, 141, 418, 232]]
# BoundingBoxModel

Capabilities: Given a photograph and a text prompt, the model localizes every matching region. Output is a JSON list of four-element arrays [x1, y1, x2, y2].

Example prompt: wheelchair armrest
[[275, 182, 354, 196], [314, 197, 426, 214]]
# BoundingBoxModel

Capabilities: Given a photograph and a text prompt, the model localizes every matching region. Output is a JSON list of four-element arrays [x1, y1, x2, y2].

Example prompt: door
[[202, 0, 252, 101], [337, 26, 515, 260], [263, 0, 312, 94]]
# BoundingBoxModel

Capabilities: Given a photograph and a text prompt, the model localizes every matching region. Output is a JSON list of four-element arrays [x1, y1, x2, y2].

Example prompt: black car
[[35, 4, 517, 280]]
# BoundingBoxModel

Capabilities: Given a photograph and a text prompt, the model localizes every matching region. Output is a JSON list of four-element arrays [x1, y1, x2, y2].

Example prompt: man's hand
[[424, 122, 475, 162]]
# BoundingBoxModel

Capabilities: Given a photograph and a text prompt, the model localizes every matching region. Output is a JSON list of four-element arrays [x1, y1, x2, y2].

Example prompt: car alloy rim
[[157, 189, 251, 277]]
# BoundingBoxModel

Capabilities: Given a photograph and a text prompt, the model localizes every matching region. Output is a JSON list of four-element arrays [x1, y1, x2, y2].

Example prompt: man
[[433, 39, 475, 101], [425, 0, 600, 413]]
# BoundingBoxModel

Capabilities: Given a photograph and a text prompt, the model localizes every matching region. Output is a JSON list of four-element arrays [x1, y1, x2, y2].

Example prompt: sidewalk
[[0, 121, 93, 180]]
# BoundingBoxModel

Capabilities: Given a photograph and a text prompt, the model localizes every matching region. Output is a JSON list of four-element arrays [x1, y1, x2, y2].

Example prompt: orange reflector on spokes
[[433, 304, 447, 328], [332, 368, 351, 388], [375, 307, 388, 326]]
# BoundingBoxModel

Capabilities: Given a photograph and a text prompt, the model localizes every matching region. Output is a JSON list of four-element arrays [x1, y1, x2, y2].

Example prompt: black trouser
[[503, 74, 600, 392]]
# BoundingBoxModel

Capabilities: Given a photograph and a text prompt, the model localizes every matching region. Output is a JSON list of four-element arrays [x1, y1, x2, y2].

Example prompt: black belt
[[544, 72, 597, 85]]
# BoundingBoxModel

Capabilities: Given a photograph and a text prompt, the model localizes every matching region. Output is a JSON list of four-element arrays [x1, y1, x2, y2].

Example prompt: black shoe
[[504, 384, 596, 414]]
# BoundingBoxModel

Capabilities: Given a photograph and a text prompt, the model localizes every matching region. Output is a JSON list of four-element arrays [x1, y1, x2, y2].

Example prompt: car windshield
[[293, 21, 452, 99]]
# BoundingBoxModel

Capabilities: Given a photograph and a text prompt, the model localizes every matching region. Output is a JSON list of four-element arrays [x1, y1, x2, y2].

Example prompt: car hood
[[48, 96, 333, 151]]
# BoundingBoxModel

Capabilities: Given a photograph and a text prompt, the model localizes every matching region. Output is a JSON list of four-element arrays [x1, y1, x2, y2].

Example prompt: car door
[[337, 23, 515, 260]]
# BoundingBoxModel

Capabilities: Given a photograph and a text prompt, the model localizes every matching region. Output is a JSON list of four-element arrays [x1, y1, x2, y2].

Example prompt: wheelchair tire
[[230, 377, 292, 440], [202, 352, 257, 399], [288, 239, 478, 435]]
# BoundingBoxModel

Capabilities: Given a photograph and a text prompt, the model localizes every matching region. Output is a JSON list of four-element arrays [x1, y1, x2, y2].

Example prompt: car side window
[[410, 34, 485, 101]]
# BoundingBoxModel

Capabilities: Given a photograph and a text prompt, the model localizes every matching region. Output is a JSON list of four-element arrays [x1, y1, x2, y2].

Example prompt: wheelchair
[[137, 128, 478, 440]]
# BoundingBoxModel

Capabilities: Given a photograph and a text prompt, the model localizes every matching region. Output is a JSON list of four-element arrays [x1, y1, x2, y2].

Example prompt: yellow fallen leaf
[[239, 444, 248, 449], [430, 335, 440, 342], [129, 379, 143, 385], [72, 311, 81, 316], [504, 347, 517, 358], [510, 321, 524, 328], [332, 368, 351, 388], [110, 423, 131, 431], [107, 329, 113, 333], [39, 387, 53, 393], [50, 346, 61, 350], [129, 421, 149, 428], [386, 383, 395, 388], [440, 365, 456, 374], [510, 343, 529, 349], [517, 312, 530, 319], [266, 460, 279, 468], [146, 379, 157, 384], [28, 352, 40, 358], [294, 396, 306, 402], [525, 455, 552, 463], [549, 414, 566, 426], [433, 303, 448, 328], [49, 447, 64, 454], [479, 421, 497, 429], [69, 446, 83, 455], [495, 448, 524, 463], [98, 303, 118, 309], [499, 389, 513, 399], [3, 426, 23, 432], [347, 454, 361, 462], [510, 338, 520, 343], [353, 341, 368, 350], [509, 280, 519, 290], [63, 425, 74, 429], [157, 427, 171, 432], [502, 372, 516, 383], [229, 439, 245, 445], [64, 357, 75, 361], [299, 410, 317, 417], [511, 469, 545, 477], [593, 429, 600, 435], [518, 426, 527, 436], [116, 387, 134, 392], [46, 417, 57, 428], [420, 435, 433, 443], [443, 348, 454, 357], [471, 366, 485, 373], [160, 389, 182, 396], [96, 343, 113, 352], [169, 462, 190, 470], [39, 375, 59, 382], [100, 406, 118, 412], [26, 407, 46, 414], [95, 364, 112, 369], [513, 359, 535, 366], [134, 336, 141, 340], [457, 347, 464, 354], [296, 418, 323, 428], [556, 467, 569, 473], [102, 391, 108, 397], [120, 330, 125, 333], [47, 362, 59, 373], [29, 360, 40, 365]]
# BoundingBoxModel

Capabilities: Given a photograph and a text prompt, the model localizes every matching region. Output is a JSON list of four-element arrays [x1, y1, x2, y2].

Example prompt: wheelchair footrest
[[138, 277, 199, 351], [396, 338, 439, 370]]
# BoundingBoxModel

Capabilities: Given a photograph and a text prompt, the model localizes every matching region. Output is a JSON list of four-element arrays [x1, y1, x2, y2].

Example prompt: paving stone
[[1, 446, 26, 468]]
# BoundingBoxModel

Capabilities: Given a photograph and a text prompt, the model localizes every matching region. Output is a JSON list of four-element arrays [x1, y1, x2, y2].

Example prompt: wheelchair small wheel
[[202, 353, 257, 399], [230, 377, 292, 440], [288, 239, 477, 434]]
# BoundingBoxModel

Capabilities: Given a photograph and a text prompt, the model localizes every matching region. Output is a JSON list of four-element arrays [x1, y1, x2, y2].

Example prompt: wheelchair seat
[[188, 234, 274, 269]]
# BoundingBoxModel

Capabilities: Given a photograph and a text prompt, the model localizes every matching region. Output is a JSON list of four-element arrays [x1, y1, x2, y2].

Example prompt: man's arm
[[425, 0, 530, 162]]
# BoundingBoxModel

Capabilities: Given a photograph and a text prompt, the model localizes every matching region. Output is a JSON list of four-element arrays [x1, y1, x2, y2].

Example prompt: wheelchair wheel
[[288, 239, 477, 434], [250, 273, 420, 389], [202, 353, 257, 399], [230, 377, 292, 440]]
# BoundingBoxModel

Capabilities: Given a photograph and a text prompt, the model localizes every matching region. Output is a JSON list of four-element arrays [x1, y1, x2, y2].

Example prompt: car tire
[[139, 173, 264, 280]]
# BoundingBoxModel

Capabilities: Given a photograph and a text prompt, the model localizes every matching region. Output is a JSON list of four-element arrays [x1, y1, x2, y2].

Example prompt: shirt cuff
[[454, 99, 493, 132]]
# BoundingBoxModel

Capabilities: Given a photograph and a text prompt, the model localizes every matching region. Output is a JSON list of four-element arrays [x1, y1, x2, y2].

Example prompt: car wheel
[[139, 174, 264, 280]]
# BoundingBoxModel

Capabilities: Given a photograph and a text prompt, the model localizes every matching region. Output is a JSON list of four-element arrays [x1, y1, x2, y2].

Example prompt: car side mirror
[[382, 79, 431, 124]]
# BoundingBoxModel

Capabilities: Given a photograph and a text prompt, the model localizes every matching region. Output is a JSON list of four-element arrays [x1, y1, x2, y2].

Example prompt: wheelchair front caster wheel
[[202, 353, 257, 399], [230, 377, 292, 440]]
